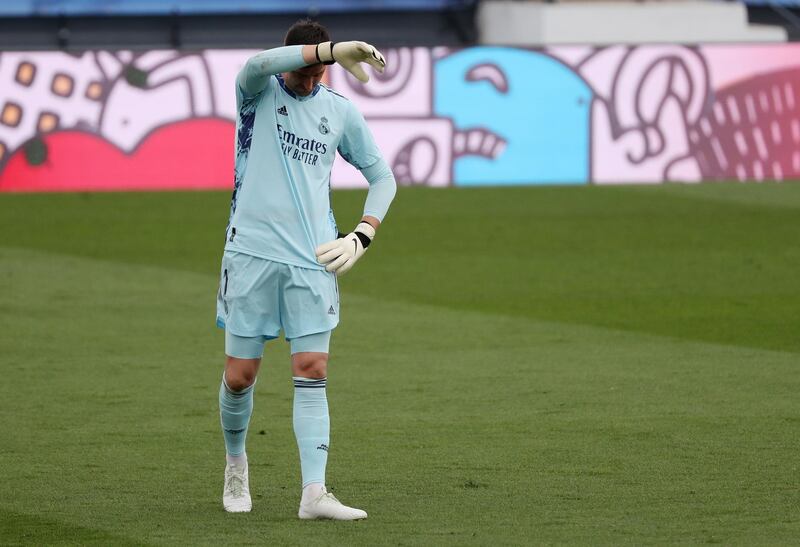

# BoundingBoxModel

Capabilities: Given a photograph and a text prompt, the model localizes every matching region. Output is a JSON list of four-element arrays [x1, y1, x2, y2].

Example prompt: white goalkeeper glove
[[315, 40, 386, 83], [315, 222, 376, 276]]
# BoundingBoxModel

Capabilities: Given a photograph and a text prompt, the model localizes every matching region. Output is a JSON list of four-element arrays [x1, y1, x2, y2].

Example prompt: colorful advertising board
[[1, 44, 798, 191]]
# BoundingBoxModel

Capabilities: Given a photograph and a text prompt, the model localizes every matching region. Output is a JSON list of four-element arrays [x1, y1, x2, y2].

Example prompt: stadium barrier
[[0, 0, 474, 16], [1, 43, 799, 191]]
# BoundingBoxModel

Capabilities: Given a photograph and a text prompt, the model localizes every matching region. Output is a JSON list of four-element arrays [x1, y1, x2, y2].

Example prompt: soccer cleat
[[298, 488, 367, 520], [222, 461, 252, 513]]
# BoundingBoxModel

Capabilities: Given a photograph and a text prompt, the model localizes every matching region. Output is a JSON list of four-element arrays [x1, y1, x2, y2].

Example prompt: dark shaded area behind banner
[[1, 0, 477, 17]]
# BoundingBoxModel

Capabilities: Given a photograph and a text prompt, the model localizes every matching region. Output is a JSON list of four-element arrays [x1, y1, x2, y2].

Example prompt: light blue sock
[[219, 376, 255, 457], [293, 377, 329, 487]]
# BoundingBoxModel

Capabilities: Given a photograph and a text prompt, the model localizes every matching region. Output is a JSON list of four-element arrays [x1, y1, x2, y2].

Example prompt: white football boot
[[298, 487, 367, 520], [222, 461, 252, 513]]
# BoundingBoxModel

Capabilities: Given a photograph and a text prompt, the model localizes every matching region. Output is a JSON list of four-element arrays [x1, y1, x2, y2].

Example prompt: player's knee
[[224, 358, 259, 391], [226, 372, 254, 392], [292, 354, 328, 379]]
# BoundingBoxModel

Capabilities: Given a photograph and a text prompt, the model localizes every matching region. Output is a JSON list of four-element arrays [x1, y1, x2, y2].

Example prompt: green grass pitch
[[1, 183, 799, 545]]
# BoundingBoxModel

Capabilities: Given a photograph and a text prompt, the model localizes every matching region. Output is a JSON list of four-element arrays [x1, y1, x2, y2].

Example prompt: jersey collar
[[276, 74, 320, 102]]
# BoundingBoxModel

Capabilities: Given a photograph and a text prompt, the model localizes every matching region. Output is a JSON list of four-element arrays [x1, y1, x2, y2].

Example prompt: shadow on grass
[[0, 508, 142, 546]]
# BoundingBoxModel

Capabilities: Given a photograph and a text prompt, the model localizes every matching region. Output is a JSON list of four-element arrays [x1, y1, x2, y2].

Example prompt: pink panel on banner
[[332, 118, 453, 188], [327, 47, 434, 117]]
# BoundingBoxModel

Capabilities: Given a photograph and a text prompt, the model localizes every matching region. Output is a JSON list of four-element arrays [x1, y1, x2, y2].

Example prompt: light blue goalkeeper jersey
[[226, 69, 384, 270]]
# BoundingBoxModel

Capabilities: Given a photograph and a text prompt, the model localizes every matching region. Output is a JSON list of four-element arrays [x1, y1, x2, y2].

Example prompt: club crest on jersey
[[318, 116, 330, 135]]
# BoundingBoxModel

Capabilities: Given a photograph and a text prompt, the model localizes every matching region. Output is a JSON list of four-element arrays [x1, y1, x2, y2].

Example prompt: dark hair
[[284, 19, 330, 46]]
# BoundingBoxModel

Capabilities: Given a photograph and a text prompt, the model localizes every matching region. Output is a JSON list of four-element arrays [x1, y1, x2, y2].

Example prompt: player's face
[[284, 63, 326, 96]]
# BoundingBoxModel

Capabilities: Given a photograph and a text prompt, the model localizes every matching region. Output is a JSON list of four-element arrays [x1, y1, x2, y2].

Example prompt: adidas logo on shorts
[[328, 306, 336, 315]]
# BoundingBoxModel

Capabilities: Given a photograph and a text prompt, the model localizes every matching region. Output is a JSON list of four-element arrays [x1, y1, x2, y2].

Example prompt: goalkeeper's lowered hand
[[315, 41, 385, 83], [315, 222, 376, 276]]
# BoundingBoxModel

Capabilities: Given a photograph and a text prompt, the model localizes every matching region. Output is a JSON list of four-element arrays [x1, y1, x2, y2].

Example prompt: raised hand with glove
[[314, 41, 386, 83], [315, 221, 377, 276]]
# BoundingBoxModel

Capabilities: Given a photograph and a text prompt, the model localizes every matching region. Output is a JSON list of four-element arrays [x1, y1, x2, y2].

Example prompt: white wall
[[478, 1, 787, 45]]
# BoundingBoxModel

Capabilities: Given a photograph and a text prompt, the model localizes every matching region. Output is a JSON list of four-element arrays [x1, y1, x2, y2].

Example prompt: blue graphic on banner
[[435, 47, 591, 186]]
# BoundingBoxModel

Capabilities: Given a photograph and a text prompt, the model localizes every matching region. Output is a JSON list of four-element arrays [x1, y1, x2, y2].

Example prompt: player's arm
[[358, 159, 396, 234], [238, 41, 386, 97], [316, 100, 397, 276], [315, 158, 396, 276], [238, 45, 317, 96]]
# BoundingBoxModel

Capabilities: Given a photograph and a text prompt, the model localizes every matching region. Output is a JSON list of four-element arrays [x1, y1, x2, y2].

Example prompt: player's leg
[[290, 336, 331, 512], [282, 264, 365, 519], [216, 251, 282, 513], [219, 333, 266, 513], [292, 335, 369, 520], [221, 334, 263, 460]]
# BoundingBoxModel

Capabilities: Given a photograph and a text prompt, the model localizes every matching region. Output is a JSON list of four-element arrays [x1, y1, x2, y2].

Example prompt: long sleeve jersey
[[225, 45, 396, 270]]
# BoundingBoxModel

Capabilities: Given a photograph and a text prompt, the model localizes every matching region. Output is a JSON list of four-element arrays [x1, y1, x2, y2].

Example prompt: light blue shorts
[[225, 329, 332, 359], [216, 250, 339, 343]]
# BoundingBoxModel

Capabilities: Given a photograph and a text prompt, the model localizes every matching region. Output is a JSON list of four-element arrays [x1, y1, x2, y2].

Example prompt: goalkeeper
[[214, 20, 396, 519]]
